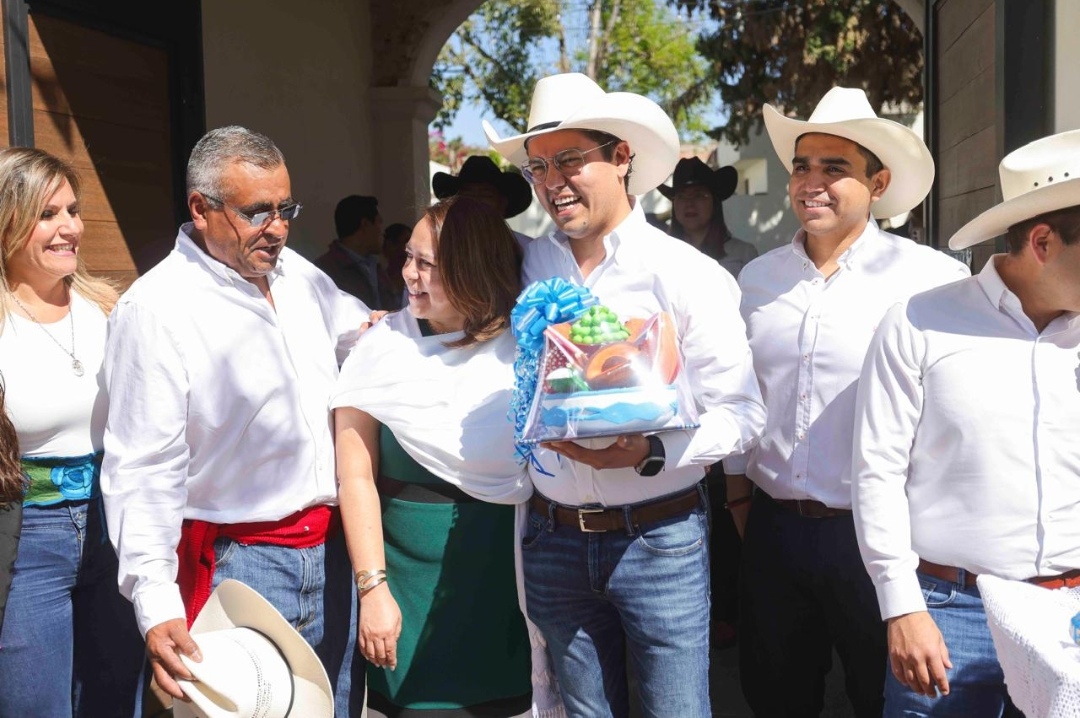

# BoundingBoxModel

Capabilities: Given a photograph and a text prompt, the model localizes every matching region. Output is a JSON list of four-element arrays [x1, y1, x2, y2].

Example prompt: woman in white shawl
[[333, 196, 539, 717]]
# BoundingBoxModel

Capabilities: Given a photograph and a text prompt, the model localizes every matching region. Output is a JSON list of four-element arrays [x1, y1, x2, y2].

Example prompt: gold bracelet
[[355, 568, 386, 593]]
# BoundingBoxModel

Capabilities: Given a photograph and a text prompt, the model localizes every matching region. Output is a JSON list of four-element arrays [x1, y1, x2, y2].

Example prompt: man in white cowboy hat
[[173, 579, 334, 718], [852, 128, 1080, 716], [486, 72, 766, 717], [723, 86, 969, 717]]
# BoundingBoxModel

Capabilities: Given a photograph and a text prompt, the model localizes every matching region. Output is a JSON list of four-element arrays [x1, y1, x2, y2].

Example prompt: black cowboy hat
[[432, 155, 533, 219], [657, 157, 738, 203]]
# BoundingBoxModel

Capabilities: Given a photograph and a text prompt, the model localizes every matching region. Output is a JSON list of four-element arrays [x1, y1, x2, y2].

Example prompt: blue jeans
[[522, 485, 711, 718], [883, 571, 1023, 717], [211, 523, 364, 717], [0, 499, 144, 718]]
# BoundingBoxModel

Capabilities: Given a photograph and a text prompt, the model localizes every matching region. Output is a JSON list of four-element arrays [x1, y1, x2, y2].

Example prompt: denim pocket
[[213, 536, 239, 570], [636, 507, 706, 557], [521, 511, 548, 551], [918, 577, 957, 607]]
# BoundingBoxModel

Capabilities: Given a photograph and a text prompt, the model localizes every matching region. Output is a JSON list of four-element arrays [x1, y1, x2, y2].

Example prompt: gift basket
[[510, 278, 700, 450]]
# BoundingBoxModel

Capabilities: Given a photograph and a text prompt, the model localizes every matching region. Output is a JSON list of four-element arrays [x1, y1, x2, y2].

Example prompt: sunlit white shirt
[[725, 220, 969, 507], [853, 256, 1080, 619], [522, 202, 765, 507], [101, 224, 369, 635]]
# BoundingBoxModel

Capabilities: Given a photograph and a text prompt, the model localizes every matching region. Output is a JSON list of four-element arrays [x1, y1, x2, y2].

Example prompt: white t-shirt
[[0, 290, 108, 457]]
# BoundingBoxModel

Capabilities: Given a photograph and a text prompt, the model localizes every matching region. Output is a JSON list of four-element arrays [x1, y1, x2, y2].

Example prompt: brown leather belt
[[919, 559, 1080, 591], [530, 488, 700, 533], [1026, 569, 1080, 590], [918, 559, 978, 588], [769, 497, 852, 518]]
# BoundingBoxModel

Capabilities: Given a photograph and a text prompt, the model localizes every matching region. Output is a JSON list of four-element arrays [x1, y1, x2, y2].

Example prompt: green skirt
[[368, 427, 530, 712]]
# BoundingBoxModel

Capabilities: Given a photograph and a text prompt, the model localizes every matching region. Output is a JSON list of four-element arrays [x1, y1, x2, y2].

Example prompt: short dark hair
[[794, 132, 884, 178], [579, 130, 633, 191], [1005, 204, 1080, 254], [334, 195, 378, 238], [855, 144, 885, 178], [383, 222, 411, 249]]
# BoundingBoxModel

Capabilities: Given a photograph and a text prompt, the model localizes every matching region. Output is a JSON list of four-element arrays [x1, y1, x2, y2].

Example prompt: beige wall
[[1055, 0, 1080, 133], [200, 0, 375, 260], [933, 0, 996, 268]]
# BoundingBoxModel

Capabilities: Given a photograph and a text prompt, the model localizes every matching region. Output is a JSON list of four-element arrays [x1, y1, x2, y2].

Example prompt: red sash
[[176, 504, 334, 627]]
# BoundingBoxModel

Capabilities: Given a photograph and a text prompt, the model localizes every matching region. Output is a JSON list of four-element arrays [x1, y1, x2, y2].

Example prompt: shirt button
[[303, 525, 310, 532]]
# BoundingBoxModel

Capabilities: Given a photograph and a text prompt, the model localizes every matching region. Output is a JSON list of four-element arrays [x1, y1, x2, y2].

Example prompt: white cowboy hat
[[949, 129, 1080, 249], [483, 72, 680, 195], [172, 580, 333, 718], [763, 86, 934, 219]]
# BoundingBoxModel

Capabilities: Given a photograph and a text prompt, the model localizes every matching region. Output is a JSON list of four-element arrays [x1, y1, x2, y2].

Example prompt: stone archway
[[367, 0, 486, 223], [366, 0, 925, 223]]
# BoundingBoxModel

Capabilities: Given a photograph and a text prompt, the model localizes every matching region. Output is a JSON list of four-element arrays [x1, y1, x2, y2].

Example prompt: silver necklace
[[9, 291, 84, 376]]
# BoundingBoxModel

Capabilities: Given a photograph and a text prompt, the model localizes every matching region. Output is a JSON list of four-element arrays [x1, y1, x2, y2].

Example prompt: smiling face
[[525, 129, 632, 244], [788, 133, 889, 246], [402, 215, 464, 333], [6, 178, 83, 286], [189, 160, 293, 288]]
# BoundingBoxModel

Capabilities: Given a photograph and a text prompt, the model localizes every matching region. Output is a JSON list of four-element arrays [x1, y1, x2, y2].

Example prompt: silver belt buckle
[[578, 507, 605, 532]]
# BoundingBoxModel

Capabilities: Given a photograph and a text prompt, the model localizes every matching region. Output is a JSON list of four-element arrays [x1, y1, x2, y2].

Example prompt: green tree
[[432, 0, 713, 141], [673, 0, 923, 147]]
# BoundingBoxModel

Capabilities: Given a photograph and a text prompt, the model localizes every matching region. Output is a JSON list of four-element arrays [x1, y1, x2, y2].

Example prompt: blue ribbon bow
[[508, 278, 598, 473]]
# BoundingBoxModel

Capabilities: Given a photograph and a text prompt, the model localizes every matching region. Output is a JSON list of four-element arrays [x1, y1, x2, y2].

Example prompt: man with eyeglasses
[[100, 126, 369, 716], [486, 73, 765, 717]]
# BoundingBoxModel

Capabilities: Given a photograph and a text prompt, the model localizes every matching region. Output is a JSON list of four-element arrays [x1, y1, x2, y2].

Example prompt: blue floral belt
[[20, 452, 102, 506]]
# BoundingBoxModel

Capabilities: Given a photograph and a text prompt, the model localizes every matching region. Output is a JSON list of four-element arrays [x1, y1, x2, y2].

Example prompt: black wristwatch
[[634, 434, 666, 477]]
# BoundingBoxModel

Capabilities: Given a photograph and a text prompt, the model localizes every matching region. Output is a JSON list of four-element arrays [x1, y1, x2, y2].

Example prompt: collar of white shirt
[[176, 221, 286, 288]]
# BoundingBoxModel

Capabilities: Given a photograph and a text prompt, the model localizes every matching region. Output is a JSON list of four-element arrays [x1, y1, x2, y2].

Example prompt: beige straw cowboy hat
[[172, 579, 333, 718], [483, 72, 680, 195], [763, 86, 935, 219], [949, 129, 1080, 249]]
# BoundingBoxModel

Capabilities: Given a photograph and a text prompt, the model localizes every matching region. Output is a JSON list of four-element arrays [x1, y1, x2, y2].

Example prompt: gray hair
[[185, 126, 286, 200]]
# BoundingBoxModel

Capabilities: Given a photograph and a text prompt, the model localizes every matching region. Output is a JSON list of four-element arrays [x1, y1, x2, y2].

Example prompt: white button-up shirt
[[726, 220, 969, 507], [853, 256, 1080, 620], [522, 203, 766, 507], [101, 224, 369, 635]]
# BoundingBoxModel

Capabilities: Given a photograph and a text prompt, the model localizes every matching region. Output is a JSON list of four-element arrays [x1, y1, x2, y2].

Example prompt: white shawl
[[330, 309, 530, 505]]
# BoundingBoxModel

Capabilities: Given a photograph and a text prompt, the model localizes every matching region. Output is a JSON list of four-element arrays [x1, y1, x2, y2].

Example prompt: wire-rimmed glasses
[[520, 141, 617, 185]]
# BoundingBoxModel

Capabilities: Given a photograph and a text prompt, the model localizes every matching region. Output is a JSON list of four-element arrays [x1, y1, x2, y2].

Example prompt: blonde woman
[[0, 148, 143, 717]]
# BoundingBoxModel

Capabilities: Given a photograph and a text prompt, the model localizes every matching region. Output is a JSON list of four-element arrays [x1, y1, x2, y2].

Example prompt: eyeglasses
[[521, 141, 617, 185], [202, 194, 303, 227]]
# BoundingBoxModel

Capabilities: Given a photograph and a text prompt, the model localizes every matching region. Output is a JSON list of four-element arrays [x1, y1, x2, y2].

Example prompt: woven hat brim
[[948, 178, 1080, 249], [484, 92, 679, 195], [763, 103, 934, 219], [186, 580, 333, 718]]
